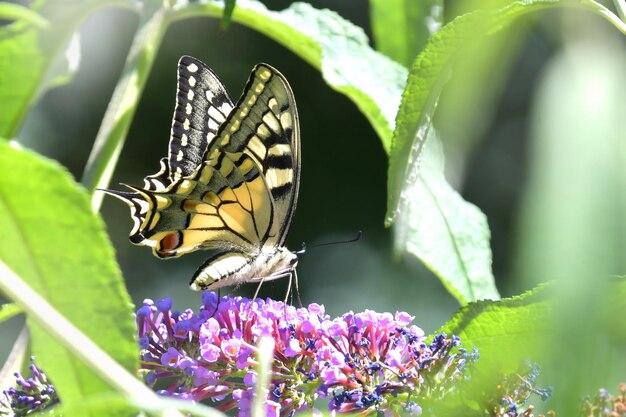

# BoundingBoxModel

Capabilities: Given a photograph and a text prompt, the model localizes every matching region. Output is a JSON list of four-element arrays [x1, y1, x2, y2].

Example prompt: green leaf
[[439, 284, 551, 375], [384, 0, 626, 304], [0, 2, 49, 28], [0, 141, 137, 407], [172, 0, 408, 152], [369, 0, 442, 67], [395, 133, 500, 304], [387, 0, 626, 223], [0, 0, 133, 139]]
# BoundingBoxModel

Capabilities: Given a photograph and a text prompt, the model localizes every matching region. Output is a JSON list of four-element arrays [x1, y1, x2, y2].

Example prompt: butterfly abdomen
[[190, 246, 298, 291]]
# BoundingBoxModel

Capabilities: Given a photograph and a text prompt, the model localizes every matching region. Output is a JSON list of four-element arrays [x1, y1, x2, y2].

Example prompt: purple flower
[[155, 298, 172, 312], [160, 347, 183, 367], [200, 343, 220, 362], [266, 399, 282, 417], [221, 338, 242, 357], [137, 293, 473, 416], [284, 338, 302, 357], [0, 357, 58, 415], [244, 371, 257, 387]]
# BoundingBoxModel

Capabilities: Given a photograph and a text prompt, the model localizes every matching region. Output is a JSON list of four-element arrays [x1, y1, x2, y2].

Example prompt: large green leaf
[[387, 0, 626, 223], [172, 0, 408, 151], [369, 0, 443, 67], [385, 0, 626, 304], [439, 285, 550, 375], [0, 0, 133, 139], [0, 140, 137, 406], [396, 132, 499, 304]]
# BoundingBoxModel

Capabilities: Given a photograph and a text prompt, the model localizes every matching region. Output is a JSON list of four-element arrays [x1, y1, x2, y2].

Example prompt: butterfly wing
[[213, 63, 300, 247], [188, 64, 300, 289], [103, 60, 300, 290], [168, 56, 235, 181]]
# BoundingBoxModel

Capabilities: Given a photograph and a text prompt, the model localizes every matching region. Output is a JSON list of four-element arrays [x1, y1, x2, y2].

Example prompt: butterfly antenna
[[295, 231, 362, 255]]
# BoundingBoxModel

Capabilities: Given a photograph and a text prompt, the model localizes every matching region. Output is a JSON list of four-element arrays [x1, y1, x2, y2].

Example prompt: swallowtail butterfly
[[103, 56, 300, 291]]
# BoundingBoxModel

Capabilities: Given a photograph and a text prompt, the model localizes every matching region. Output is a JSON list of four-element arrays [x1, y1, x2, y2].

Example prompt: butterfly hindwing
[[169, 56, 234, 181]]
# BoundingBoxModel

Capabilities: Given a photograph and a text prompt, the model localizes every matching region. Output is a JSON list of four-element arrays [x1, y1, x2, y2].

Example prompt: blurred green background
[[2, 0, 624, 381]]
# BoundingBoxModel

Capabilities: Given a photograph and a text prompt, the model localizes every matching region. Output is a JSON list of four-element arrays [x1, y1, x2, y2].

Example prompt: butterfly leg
[[253, 276, 268, 301], [293, 269, 303, 308], [283, 271, 293, 304]]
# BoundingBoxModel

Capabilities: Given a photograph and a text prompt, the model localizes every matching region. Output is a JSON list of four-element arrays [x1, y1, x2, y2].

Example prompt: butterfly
[[102, 56, 301, 291]]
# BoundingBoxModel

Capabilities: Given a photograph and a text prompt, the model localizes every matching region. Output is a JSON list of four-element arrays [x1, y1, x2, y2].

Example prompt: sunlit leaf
[[387, 0, 625, 222], [384, 0, 624, 304], [0, 140, 137, 407], [396, 132, 500, 304], [439, 285, 551, 375]]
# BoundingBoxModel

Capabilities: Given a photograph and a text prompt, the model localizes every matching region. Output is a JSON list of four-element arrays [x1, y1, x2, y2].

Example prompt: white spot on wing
[[208, 106, 225, 122], [266, 168, 293, 189], [268, 143, 291, 156], [280, 112, 292, 129], [262, 112, 281, 133], [220, 102, 233, 114], [187, 63, 199, 72], [208, 119, 220, 131], [133, 198, 150, 215], [268, 98, 278, 113]]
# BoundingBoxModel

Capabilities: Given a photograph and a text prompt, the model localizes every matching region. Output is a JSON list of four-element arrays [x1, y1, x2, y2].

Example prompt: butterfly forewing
[[214, 64, 300, 246]]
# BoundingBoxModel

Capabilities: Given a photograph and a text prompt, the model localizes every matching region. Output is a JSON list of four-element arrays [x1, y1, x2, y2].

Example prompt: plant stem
[[0, 260, 159, 405], [81, 0, 170, 212], [0, 260, 230, 417], [252, 337, 275, 417]]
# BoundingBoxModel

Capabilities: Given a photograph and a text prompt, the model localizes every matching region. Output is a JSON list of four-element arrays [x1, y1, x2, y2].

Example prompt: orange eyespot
[[159, 231, 182, 254]]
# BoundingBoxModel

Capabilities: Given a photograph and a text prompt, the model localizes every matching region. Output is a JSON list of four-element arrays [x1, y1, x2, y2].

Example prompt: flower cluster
[[582, 384, 626, 417], [137, 293, 475, 416], [487, 363, 553, 417], [0, 357, 58, 417]]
